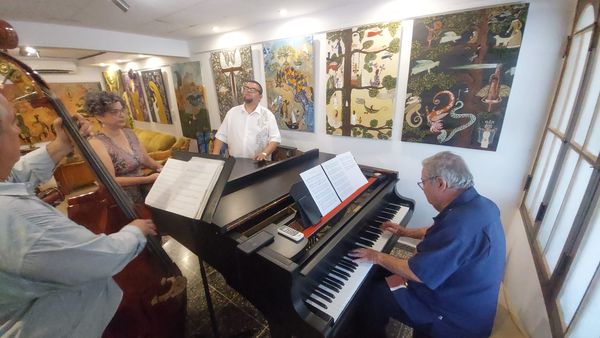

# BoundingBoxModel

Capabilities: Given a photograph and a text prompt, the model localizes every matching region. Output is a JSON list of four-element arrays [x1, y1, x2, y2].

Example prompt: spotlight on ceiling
[[112, 0, 130, 12]]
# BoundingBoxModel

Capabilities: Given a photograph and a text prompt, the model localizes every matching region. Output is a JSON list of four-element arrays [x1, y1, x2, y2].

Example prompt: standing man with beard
[[212, 80, 281, 161]]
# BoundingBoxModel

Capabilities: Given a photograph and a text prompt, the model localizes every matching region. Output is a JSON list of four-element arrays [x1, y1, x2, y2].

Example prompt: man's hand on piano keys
[[348, 248, 381, 265], [381, 221, 404, 236]]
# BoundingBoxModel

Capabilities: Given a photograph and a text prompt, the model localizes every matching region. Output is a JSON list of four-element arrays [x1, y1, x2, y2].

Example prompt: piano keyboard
[[304, 202, 410, 322]]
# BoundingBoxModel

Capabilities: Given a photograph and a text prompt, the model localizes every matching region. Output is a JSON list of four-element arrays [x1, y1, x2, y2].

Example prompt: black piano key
[[331, 269, 349, 280], [359, 231, 379, 241], [321, 278, 342, 292], [338, 259, 356, 271], [334, 264, 353, 275], [342, 256, 359, 267], [313, 288, 333, 303], [316, 285, 335, 299], [325, 275, 345, 287], [307, 295, 328, 309], [333, 266, 351, 278], [355, 237, 374, 247]]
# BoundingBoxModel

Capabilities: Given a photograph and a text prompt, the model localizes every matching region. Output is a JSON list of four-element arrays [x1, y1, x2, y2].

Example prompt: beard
[[243, 97, 253, 104]]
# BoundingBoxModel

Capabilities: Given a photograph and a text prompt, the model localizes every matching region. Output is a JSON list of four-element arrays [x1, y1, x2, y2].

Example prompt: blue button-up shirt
[[395, 187, 506, 338], [0, 147, 147, 338]]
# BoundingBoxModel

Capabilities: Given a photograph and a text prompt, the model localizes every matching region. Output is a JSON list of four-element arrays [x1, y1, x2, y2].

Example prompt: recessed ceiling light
[[212, 26, 220, 32], [279, 9, 288, 17], [137, 54, 149, 58], [99, 63, 106, 67]]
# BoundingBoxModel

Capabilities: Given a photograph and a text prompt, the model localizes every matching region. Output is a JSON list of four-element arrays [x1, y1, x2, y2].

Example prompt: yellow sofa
[[54, 128, 190, 193]]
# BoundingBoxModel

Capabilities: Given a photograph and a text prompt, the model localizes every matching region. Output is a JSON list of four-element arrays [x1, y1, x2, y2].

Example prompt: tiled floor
[[162, 237, 414, 338]]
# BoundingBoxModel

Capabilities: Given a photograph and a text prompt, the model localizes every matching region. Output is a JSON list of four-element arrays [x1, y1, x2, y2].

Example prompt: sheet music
[[336, 152, 368, 190], [299, 166, 341, 216], [145, 157, 224, 219], [321, 157, 354, 201]]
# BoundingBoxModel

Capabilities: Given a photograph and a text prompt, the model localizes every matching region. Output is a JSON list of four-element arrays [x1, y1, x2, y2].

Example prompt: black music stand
[[149, 151, 235, 338]]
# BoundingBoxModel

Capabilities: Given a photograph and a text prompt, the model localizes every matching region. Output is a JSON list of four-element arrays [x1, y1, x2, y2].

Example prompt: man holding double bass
[[0, 87, 159, 337]]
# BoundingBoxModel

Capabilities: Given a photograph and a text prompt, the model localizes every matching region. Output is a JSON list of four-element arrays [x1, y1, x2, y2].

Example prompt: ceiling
[[0, 0, 362, 40], [1, 0, 368, 65]]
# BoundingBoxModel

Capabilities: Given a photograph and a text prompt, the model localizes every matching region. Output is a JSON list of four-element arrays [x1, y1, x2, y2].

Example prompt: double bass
[[0, 20, 187, 337]]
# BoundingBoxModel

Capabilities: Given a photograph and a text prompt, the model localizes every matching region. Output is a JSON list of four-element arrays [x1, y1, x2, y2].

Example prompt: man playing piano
[[349, 151, 505, 338], [212, 80, 281, 161]]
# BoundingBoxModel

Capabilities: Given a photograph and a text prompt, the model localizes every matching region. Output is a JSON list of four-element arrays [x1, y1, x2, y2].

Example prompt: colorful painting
[[3, 82, 101, 145], [171, 61, 211, 138], [210, 46, 254, 120], [122, 69, 153, 122], [141, 69, 172, 124], [102, 69, 134, 126], [402, 4, 529, 151], [325, 22, 401, 139], [263, 36, 315, 132]]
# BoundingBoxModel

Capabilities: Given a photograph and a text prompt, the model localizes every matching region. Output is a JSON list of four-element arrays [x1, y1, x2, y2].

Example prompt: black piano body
[[153, 149, 414, 337]]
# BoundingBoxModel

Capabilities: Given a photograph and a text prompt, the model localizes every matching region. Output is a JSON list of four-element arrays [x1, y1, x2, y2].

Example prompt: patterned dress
[[95, 129, 148, 203]]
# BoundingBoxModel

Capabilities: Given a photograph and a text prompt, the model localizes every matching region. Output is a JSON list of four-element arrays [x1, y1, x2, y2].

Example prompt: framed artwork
[[102, 69, 134, 125], [210, 46, 254, 121], [141, 69, 172, 124], [263, 36, 315, 132], [171, 61, 211, 138], [122, 69, 152, 122], [325, 22, 401, 139], [4, 82, 101, 145], [401, 3, 529, 151]]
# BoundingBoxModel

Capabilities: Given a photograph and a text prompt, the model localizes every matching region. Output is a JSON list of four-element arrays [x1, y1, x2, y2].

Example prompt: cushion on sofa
[[133, 129, 177, 153]]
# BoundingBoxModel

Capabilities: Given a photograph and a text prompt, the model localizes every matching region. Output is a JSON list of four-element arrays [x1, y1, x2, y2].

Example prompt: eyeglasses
[[107, 109, 125, 116], [417, 176, 438, 190], [242, 85, 260, 94]]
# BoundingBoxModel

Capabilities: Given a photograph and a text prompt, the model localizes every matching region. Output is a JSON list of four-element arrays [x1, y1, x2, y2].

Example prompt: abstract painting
[[141, 69, 172, 124], [402, 3, 529, 151], [102, 69, 134, 125], [263, 36, 315, 132], [210, 46, 253, 121], [4, 82, 101, 145], [325, 22, 401, 139], [171, 61, 211, 138], [122, 69, 152, 122]]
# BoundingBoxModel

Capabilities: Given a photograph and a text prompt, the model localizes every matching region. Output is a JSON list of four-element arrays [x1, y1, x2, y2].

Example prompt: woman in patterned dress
[[86, 92, 162, 202]]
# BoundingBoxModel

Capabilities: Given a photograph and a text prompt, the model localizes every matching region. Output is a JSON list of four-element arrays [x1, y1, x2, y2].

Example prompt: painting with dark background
[[141, 69, 172, 124], [210, 46, 254, 121], [171, 61, 211, 138], [402, 3, 529, 151]]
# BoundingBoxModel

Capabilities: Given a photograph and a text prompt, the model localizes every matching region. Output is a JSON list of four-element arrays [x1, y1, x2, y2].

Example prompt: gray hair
[[422, 151, 474, 189], [84, 91, 125, 116]]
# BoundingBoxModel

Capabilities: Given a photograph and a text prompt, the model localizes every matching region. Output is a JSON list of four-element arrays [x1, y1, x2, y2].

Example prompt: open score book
[[145, 157, 224, 220], [299, 152, 368, 217]]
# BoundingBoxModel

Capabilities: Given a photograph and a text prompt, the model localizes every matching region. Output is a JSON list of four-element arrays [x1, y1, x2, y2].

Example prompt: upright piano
[[155, 149, 414, 337]]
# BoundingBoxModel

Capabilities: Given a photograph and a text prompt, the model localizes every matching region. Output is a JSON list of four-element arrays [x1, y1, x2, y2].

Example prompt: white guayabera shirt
[[215, 104, 281, 159], [0, 147, 146, 338]]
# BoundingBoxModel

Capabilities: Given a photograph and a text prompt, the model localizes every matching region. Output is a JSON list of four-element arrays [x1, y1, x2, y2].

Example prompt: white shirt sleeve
[[215, 108, 232, 143], [8, 146, 56, 190], [267, 110, 282, 143]]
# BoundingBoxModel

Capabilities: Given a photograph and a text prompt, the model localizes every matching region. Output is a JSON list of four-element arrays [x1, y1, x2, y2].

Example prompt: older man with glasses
[[349, 151, 505, 338], [212, 80, 281, 161]]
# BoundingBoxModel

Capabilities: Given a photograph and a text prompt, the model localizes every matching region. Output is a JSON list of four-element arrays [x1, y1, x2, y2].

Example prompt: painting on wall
[[122, 69, 153, 123], [263, 36, 315, 132], [210, 46, 254, 121], [171, 61, 211, 138], [102, 69, 134, 126], [3, 82, 101, 145], [141, 69, 172, 124], [401, 3, 529, 151], [325, 22, 401, 139]]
